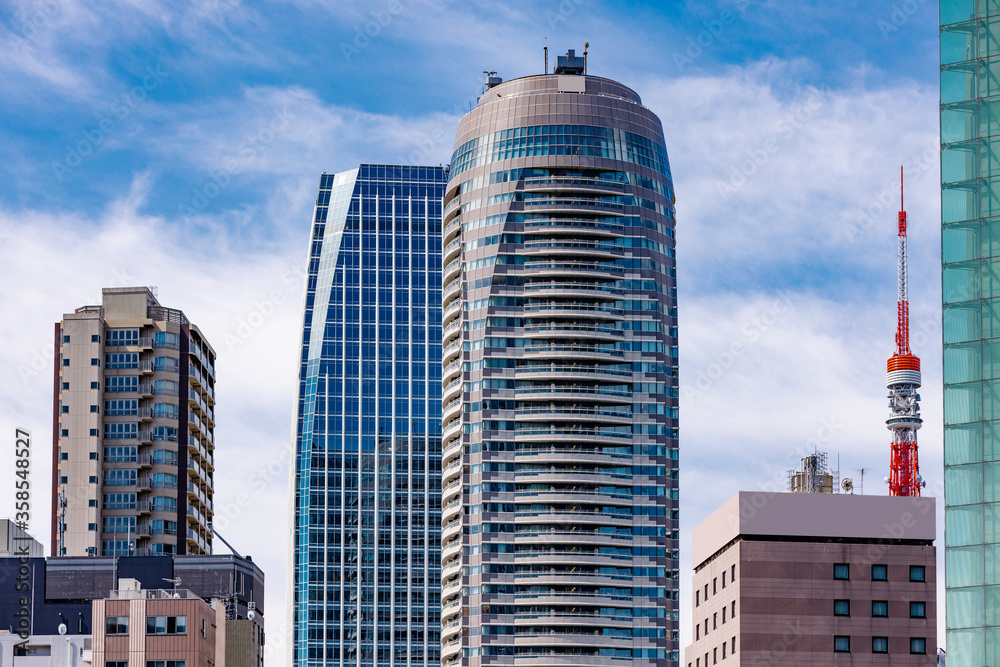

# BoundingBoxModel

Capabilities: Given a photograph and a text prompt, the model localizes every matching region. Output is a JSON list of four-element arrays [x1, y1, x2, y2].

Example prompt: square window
[[63, 359, 70, 366], [61, 429, 68, 437], [834, 563, 850, 580], [91, 358, 100, 366], [89, 452, 98, 459], [872, 637, 888, 653], [60, 452, 68, 460], [872, 564, 888, 580], [834, 599, 850, 616], [89, 476, 97, 483], [61, 405, 69, 413], [91, 382, 99, 389], [910, 601, 926, 618], [872, 600, 888, 617], [63, 335, 70, 343], [910, 565, 926, 582], [92, 335, 100, 342], [89, 499, 97, 507], [90, 405, 99, 413], [88, 523, 96, 530], [910, 638, 926, 654], [106, 616, 129, 635], [60, 476, 67, 484], [834, 636, 850, 653], [90, 429, 99, 436], [62, 382, 69, 390]]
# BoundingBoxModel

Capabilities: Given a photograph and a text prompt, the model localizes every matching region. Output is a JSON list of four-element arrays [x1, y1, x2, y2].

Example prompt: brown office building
[[684, 492, 936, 666], [53, 287, 215, 557]]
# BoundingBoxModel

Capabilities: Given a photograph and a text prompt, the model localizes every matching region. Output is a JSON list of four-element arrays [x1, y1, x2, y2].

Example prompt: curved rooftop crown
[[477, 73, 643, 107]]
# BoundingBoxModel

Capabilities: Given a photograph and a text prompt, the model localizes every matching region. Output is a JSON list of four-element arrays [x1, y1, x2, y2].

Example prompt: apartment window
[[872, 600, 888, 617], [89, 452, 98, 459], [910, 638, 926, 654], [704, 619, 708, 636], [696, 625, 700, 640], [696, 590, 699, 606], [103, 517, 135, 534], [146, 662, 185, 667], [107, 329, 139, 346], [59, 476, 67, 483], [103, 493, 136, 509], [201, 619, 206, 637], [713, 648, 717, 664], [834, 636, 850, 652], [146, 616, 186, 635], [834, 599, 850, 616], [106, 353, 138, 369], [62, 382, 69, 390], [713, 612, 717, 630], [105, 399, 138, 416], [731, 564, 735, 581], [873, 637, 888, 654], [152, 426, 178, 442], [63, 359, 70, 366], [91, 358, 100, 366], [89, 475, 97, 483], [104, 422, 137, 439], [151, 449, 178, 465], [106, 662, 127, 667], [103, 469, 136, 486], [911, 601, 926, 618], [88, 499, 97, 507], [704, 583, 708, 599], [88, 523, 97, 530], [62, 335, 70, 343], [732, 600, 736, 617], [153, 356, 179, 372], [713, 577, 717, 594], [731, 637, 735, 654], [153, 332, 180, 350], [60, 452, 68, 460], [151, 472, 178, 489], [61, 406, 69, 413], [722, 607, 727, 623], [105, 376, 138, 393], [722, 643, 726, 659], [90, 428, 99, 436], [833, 563, 849, 579], [722, 571, 726, 588], [90, 405, 99, 413], [152, 403, 178, 419], [105, 616, 129, 635], [910, 565, 926, 582], [92, 335, 100, 342], [91, 381, 100, 389]]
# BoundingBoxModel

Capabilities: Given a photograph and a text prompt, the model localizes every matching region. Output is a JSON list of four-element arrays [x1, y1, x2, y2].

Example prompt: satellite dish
[[58, 623, 67, 635], [883, 476, 890, 485], [247, 609, 256, 621], [841, 478, 853, 493]]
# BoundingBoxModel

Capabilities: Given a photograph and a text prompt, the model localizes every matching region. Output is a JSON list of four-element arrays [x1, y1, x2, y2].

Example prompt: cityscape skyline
[[0, 2, 945, 665]]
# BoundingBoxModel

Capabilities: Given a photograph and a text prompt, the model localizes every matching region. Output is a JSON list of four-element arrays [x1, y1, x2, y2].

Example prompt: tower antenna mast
[[886, 167, 924, 496]]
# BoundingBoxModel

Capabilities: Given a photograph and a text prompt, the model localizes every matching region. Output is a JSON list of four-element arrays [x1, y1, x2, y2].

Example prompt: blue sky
[[0, 0, 943, 661]]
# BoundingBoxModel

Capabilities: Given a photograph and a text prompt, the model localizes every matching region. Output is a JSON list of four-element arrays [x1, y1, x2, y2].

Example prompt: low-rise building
[[684, 491, 936, 666]]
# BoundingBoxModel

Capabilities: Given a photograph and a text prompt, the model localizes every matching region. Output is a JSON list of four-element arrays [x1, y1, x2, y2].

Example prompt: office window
[[63, 359, 69, 366], [713, 612, 717, 630], [106, 662, 128, 667], [834, 563, 850, 579], [910, 638, 926, 654], [91, 381, 100, 389], [910, 601, 926, 618], [106, 616, 129, 635], [834, 636, 850, 652], [873, 637, 888, 653], [722, 607, 727, 623], [722, 571, 726, 588], [146, 616, 186, 635], [731, 637, 735, 653], [872, 564, 888, 580], [731, 564, 735, 580], [712, 648, 717, 664], [146, 662, 185, 667], [834, 599, 850, 616], [91, 358, 100, 366], [872, 600, 888, 617], [696, 625, 699, 640], [732, 600, 736, 617], [910, 565, 926, 582]]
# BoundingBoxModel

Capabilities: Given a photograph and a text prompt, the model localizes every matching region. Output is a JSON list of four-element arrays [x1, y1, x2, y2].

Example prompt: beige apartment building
[[53, 287, 215, 557], [684, 492, 936, 666]]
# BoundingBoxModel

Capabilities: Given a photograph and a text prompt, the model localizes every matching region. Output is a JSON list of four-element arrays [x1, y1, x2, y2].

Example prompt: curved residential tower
[[441, 51, 680, 667]]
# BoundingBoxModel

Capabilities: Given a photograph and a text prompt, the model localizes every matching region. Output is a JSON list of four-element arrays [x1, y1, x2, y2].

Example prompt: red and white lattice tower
[[887, 168, 923, 497]]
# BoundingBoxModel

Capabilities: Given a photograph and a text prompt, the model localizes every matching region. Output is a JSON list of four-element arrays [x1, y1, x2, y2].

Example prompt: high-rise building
[[289, 165, 447, 667], [940, 4, 1000, 663], [683, 492, 936, 666], [53, 287, 215, 557], [441, 51, 679, 667]]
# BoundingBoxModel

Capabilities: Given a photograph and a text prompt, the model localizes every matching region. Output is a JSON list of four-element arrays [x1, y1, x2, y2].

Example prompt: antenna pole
[[583, 41, 589, 74], [544, 39, 548, 75]]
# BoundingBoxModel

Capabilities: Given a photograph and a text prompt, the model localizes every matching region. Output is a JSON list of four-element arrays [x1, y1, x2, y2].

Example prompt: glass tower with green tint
[[941, 2, 1000, 663]]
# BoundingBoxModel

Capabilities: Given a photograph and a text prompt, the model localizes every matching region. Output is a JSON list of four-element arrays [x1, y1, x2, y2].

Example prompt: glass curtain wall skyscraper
[[941, 3, 1000, 663], [290, 165, 446, 667], [441, 53, 680, 667]]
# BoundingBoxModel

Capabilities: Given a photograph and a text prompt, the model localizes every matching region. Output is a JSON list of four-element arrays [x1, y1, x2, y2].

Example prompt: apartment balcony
[[520, 240, 624, 260], [443, 237, 461, 264], [521, 259, 623, 279], [523, 281, 624, 299], [522, 322, 623, 341], [522, 303, 623, 320], [514, 384, 631, 403], [522, 217, 625, 236]]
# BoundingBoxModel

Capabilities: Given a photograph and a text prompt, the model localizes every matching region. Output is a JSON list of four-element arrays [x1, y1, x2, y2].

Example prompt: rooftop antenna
[[544, 39, 548, 75], [583, 41, 589, 74]]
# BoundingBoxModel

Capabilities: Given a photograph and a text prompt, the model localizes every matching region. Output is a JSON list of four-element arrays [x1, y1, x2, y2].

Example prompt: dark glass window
[[834, 636, 850, 653], [872, 564, 887, 580], [833, 563, 850, 580], [910, 565, 926, 582], [872, 637, 888, 653], [872, 600, 888, 617], [833, 600, 850, 616]]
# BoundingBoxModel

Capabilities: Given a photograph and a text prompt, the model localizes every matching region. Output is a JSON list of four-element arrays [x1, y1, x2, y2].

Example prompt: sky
[[0, 0, 943, 661]]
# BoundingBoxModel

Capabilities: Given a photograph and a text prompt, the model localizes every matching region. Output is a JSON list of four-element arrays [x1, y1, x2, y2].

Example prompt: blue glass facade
[[291, 165, 446, 667]]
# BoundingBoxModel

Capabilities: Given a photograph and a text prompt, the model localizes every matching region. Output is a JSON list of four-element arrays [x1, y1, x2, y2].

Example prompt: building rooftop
[[692, 491, 936, 568]]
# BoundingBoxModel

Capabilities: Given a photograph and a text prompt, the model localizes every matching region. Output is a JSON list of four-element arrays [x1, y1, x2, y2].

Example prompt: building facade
[[940, 3, 1000, 663], [53, 287, 215, 557], [684, 492, 936, 666], [441, 53, 679, 667], [289, 165, 446, 667]]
